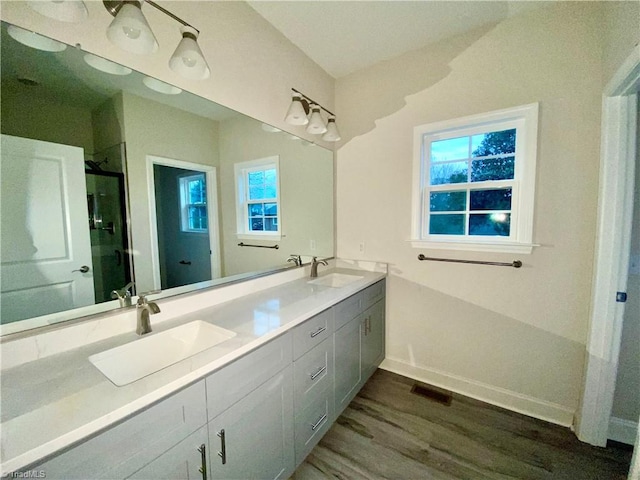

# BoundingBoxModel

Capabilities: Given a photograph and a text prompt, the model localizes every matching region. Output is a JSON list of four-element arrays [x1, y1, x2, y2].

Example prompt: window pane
[[250, 218, 264, 231], [470, 188, 512, 211], [430, 162, 468, 185], [471, 156, 514, 182], [264, 169, 277, 183], [188, 206, 207, 230], [264, 185, 277, 198], [264, 218, 278, 231], [469, 213, 511, 236], [430, 191, 466, 212], [264, 203, 277, 216], [471, 129, 516, 157], [430, 136, 469, 162], [248, 171, 264, 185], [248, 204, 263, 216], [249, 186, 265, 200], [188, 179, 205, 204], [429, 214, 465, 235]]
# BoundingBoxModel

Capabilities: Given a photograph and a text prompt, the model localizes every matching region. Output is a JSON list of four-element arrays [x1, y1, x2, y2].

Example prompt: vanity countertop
[[0, 265, 386, 474]]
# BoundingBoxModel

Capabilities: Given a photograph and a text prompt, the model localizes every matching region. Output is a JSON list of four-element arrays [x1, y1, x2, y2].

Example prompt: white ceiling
[[247, 1, 543, 78]]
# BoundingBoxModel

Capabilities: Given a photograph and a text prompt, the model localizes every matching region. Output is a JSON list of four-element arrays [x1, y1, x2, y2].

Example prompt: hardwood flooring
[[292, 370, 632, 480]]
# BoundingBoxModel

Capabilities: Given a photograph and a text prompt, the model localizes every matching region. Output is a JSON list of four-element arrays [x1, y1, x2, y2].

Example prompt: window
[[179, 173, 208, 233], [412, 103, 538, 253], [234, 156, 281, 240]]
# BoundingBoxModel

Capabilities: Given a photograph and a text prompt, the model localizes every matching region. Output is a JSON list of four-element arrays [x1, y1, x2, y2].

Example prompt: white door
[[1, 134, 95, 324]]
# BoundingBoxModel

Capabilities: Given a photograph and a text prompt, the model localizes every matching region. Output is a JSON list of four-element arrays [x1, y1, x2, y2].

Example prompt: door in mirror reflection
[[152, 162, 219, 290], [0, 134, 95, 323]]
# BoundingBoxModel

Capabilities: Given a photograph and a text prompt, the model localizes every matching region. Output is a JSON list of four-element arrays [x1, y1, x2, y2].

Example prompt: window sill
[[410, 240, 535, 254], [237, 233, 282, 242]]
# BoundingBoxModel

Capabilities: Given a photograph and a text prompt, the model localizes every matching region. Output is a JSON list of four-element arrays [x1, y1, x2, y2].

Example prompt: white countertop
[[0, 264, 386, 474]]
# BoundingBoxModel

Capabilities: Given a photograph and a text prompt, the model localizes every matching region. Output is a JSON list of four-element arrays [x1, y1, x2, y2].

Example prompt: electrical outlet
[[310, 239, 316, 251], [359, 242, 365, 254]]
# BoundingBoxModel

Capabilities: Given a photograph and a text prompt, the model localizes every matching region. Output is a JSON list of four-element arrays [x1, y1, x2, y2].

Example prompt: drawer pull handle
[[311, 413, 328, 431], [310, 365, 327, 380], [198, 443, 207, 480], [310, 326, 326, 338], [217, 429, 227, 465]]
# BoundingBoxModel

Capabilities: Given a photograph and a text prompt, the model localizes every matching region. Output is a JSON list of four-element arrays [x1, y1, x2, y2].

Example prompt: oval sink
[[89, 321, 236, 386], [308, 273, 364, 288]]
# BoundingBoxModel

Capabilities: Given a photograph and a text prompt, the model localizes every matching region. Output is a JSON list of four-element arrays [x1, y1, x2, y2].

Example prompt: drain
[[410, 384, 452, 406]]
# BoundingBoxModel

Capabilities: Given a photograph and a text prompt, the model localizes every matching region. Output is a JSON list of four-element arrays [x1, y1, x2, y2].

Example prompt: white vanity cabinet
[[33, 382, 208, 480], [205, 333, 295, 480]]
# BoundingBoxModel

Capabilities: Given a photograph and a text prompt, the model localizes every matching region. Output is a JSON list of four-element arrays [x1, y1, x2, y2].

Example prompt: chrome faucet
[[136, 293, 160, 335], [111, 281, 134, 308], [287, 254, 302, 267], [310, 257, 328, 278]]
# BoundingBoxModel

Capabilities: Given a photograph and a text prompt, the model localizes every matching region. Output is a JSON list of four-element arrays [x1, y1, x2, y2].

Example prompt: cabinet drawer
[[34, 382, 207, 480], [206, 332, 292, 420], [334, 292, 362, 331], [292, 308, 333, 360], [294, 387, 332, 466], [293, 337, 333, 409], [362, 280, 385, 312]]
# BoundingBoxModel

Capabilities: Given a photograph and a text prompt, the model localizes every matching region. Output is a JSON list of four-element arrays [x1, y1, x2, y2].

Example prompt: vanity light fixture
[[104, 1, 210, 80], [285, 88, 341, 142], [106, 1, 158, 55], [7, 25, 67, 52], [28, 0, 88, 23], [84, 53, 133, 75]]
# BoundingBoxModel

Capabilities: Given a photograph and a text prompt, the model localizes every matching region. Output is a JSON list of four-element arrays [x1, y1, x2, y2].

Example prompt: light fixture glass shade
[[284, 93, 309, 125], [169, 26, 210, 80], [322, 116, 341, 142], [7, 25, 67, 52], [84, 53, 132, 75], [28, 0, 88, 22], [142, 76, 182, 95], [306, 104, 327, 134], [107, 2, 158, 55]]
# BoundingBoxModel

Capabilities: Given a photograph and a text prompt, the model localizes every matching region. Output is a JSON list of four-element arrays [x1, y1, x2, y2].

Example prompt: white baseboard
[[608, 417, 638, 445], [380, 357, 575, 427]]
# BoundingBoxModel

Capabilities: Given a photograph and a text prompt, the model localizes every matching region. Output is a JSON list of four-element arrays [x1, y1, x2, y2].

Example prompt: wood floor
[[292, 370, 632, 480]]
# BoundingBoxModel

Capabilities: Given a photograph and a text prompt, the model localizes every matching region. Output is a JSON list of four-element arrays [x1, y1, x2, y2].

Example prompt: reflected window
[[234, 156, 281, 239], [412, 104, 538, 251], [179, 173, 208, 233]]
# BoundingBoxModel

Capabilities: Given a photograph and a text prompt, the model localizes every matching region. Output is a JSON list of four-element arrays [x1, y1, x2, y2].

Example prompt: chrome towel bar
[[238, 242, 279, 249], [418, 254, 522, 268]]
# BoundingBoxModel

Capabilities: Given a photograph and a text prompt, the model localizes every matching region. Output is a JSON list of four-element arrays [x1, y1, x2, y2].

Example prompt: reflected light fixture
[[104, 1, 210, 80], [28, 0, 88, 23], [169, 26, 210, 80], [285, 88, 341, 142], [7, 25, 67, 52], [84, 53, 133, 75], [142, 76, 182, 95], [106, 1, 158, 55]]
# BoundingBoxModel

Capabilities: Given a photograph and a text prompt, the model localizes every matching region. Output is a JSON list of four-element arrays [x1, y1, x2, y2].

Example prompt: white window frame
[[234, 155, 281, 241], [179, 173, 208, 233], [411, 103, 539, 254]]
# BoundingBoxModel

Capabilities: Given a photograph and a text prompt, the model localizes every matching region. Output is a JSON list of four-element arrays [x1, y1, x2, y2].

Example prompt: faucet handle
[[137, 291, 161, 306]]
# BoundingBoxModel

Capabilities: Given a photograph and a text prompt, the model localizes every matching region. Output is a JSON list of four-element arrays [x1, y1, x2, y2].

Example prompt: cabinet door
[[127, 427, 207, 480], [333, 314, 362, 417], [361, 299, 385, 383], [208, 367, 294, 480]]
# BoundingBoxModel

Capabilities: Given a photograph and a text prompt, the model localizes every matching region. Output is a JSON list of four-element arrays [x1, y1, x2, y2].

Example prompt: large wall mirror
[[0, 21, 334, 336]]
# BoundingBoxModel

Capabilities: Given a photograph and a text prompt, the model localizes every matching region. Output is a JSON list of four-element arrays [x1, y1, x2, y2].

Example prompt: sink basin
[[89, 321, 236, 386], [308, 273, 364, 288]]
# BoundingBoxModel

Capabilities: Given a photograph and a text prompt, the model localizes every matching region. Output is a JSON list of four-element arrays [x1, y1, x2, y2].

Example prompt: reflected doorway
[[148, 156, 221, 291]]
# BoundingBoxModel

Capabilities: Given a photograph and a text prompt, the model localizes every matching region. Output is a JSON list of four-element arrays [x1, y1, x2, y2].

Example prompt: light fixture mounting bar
[[103, 0, 199, 34], [292, 88, 335, 117]]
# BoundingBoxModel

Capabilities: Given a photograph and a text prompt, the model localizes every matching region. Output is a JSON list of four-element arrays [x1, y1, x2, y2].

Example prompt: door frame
[[146, 155, 221, 291], [576, 46, 639, 447]]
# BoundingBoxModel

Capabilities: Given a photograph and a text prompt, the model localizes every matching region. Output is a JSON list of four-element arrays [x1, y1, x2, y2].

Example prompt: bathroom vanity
[[0, 264, 386, 479]]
